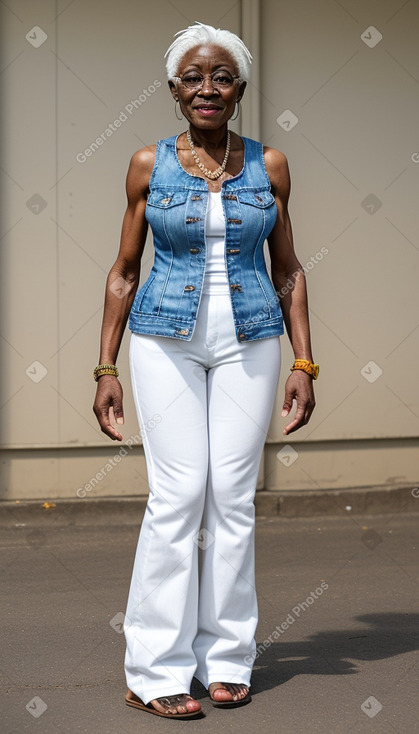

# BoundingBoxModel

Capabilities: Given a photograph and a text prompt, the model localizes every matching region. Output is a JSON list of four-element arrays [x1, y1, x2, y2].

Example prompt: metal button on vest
[[191, 195, 202, 201], [227, 218, 242, 225], [176, 328, 189, 336], [231, 284, 242, 292], [238, 333, 246, 340], [184, 285, 195, 291], [227, 248, 240, 254], [189, 248, 199, 254], [160, 197, 172, 205], [255, 195, 263, 203], [186, 217, 202, 224]]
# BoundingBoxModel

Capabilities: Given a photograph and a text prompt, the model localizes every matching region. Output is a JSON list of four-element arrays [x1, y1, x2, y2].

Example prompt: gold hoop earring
[[174, 100, 183, 121], [231, 101, 241, 121]]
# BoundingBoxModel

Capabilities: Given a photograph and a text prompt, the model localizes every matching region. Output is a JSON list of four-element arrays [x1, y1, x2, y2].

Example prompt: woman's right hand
[[93, 375, 124, 441]]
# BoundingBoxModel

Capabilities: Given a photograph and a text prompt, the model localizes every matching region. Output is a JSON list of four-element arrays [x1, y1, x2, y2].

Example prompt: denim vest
[[128, 134, 284, 342]]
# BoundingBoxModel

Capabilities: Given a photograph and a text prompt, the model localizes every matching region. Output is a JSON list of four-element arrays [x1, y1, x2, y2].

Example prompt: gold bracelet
[[93, 364, 119, 382], [290, 359, 319, 380]]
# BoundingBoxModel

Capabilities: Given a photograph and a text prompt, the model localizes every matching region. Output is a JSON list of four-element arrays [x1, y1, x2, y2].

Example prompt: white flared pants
[[124, 291, 281, 704]]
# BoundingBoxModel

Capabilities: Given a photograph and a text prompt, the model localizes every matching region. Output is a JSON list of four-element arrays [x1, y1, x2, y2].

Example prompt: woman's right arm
[[92, 146, 155, 441]]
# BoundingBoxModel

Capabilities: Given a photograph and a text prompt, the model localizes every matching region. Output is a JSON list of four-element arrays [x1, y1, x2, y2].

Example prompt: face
[[169, 44, 246, 128]]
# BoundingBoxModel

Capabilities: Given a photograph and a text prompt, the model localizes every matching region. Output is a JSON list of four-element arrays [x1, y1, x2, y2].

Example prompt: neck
[[188, 124, 229, 153]]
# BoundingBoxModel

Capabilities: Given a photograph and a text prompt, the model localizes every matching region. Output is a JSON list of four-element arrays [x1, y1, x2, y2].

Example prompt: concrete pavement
[[1, 507, 418, 733]]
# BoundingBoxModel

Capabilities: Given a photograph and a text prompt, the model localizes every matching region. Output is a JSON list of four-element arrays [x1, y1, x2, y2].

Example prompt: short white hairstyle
[[164, 21, 252, 81]]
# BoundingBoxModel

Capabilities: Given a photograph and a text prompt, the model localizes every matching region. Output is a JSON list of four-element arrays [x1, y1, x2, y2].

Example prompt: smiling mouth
[[195, 106, 222, 114]]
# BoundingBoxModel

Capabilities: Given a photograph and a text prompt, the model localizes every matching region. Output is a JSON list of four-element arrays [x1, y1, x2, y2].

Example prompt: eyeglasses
[[172, 71, 242, 90]]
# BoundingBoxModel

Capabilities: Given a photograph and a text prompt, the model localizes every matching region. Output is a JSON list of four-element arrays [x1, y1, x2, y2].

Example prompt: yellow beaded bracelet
[[290, 359, 319, 380], [93, 364, 119, 382]]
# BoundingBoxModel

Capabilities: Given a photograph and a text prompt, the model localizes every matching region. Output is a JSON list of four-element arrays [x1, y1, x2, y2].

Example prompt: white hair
[[164, 21, 252, 81]]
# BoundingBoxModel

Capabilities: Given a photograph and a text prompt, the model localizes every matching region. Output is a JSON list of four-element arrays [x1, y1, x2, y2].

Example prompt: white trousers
[[124, 292, 281, 704]]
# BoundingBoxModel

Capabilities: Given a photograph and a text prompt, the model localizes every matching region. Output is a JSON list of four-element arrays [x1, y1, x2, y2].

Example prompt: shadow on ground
[[190, 612, 419, 699]]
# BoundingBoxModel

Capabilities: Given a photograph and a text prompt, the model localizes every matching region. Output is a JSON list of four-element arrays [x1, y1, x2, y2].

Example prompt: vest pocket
[[146, 190, 189, 208], [236, 190, 276, 208]]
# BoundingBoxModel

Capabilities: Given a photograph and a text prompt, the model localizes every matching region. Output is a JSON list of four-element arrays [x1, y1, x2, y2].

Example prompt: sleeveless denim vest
[[128, 134, 284, 342]]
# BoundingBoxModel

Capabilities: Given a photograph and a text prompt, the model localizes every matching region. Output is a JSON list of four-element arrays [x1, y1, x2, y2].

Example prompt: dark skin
[[93, 43, 315, 715]]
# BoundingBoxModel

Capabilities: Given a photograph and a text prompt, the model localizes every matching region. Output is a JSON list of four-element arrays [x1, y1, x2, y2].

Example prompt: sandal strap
[[156, 694, 190, 705]]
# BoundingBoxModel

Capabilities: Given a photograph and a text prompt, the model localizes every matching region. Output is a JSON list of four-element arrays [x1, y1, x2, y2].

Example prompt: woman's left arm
[[264, 146, 316, 435]]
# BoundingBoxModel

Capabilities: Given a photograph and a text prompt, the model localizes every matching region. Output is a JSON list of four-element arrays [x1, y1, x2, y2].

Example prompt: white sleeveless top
[[201, 191, 230, 295]]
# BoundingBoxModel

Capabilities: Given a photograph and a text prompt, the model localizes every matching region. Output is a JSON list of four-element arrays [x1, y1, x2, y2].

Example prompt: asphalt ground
[[1, 511, 418, 733]]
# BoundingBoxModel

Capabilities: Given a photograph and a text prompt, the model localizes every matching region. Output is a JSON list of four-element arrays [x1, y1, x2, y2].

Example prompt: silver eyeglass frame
[[171, 73, 243, 91]]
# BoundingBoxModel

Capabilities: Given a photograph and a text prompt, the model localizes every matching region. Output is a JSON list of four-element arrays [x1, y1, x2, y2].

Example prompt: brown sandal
[[125, 689, 204, 718], [208, 682, 251, 707]]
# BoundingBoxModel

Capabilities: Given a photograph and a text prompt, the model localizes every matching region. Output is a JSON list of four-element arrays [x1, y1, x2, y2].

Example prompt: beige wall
[[260, 0, 419, 490], [1, 0, 418, 500]]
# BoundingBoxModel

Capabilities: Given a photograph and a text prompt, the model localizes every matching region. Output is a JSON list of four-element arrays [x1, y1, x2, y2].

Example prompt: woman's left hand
[[281, 370, 316, 435]]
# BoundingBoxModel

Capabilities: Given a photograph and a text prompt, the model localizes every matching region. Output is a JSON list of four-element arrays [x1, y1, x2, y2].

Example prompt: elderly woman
[[93, 21, 318, 720]]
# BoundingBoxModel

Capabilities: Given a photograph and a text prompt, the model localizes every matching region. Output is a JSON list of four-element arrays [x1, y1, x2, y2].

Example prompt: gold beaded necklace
[[186, 129, 231, 180]]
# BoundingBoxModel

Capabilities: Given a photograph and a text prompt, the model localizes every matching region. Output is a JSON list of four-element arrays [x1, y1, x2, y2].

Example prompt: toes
[[228, 685, 239, 701], [175, 696, 188, 713], [156, 694, 201, 715], [185, 697, 201, 712], [177, 695, 201, 714], [216, 690, 233, 701], [150, 698, 173, 714], [209, 682, 249, 702], [210, 684, 233, 701], [231, 684, 247, 700]]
